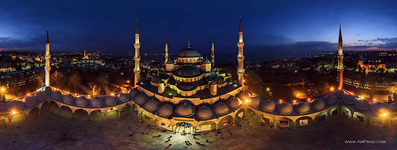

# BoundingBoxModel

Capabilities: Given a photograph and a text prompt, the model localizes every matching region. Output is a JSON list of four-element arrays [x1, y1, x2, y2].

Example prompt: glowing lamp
[[245, 99, 249, 103], [1, 87, 5, 91], [266, 88, 270, 92], [111, 93, 115, 96], [12, 111, 16, 115], [126, 80, 130, 84], [383, 113, 387, 117], [330, 87, 334, 92], [27, 93, 31, 96]]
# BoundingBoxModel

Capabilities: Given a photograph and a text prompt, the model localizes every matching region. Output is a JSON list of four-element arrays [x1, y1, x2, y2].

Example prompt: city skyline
[[1, 0, 397, 57]]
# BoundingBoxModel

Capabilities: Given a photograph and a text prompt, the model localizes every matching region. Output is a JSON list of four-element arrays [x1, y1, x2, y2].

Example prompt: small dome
[[24, 96, 37, 107], [204, 59, 211, 64], [389, 102, 397, 112], [249, 97, 260, 107], [158, 103, 174, 118], [134, 94, 148, 106], [343, 95, 357, 105], [9, 100, 24, 111], [63, 94, 75, 104], [260, 100, 276, 113], [76, 96, 89, 107], [143, 99, 160, 112], [35, 91, 47, 100], [237, 91, 249, 102], [91, 97, 104, 108], [105, 96, 119, 106], [215, 77, 225, 84], [175, 102, 195, 117], [52, 91, 63, 100], [355, 99, 371, 111], [311, 99, 326, 111], [119, 93, 130, 102], [335, 90, 344, 98], [177, 47, 202, 58], [295, 102, 310, 114], [0, 103, 7, 111], [129, 89, 139, 99], [277, 102, 293, 115], [325, 94, 337, 105], [196, 105, 214, 120], [44, 87, 53, 95], [177, 82, 196, 91], [213, 102, 230, 116], [371, 102, 389, 113], [174, 66, 203, 77], [227, 96, 241, 109]]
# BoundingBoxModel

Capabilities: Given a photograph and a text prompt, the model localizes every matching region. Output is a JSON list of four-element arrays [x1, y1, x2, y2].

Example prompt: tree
[[68, 70, 81, 93]]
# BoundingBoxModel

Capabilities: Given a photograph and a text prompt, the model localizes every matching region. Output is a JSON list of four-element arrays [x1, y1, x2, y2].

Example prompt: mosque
[[0, 18, 396, 133]]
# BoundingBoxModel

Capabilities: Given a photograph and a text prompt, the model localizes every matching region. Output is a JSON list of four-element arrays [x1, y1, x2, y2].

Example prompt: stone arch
[[73, 109, 90, 121], [154, 117, 172, 130], [328, 105, 339, 118], [218, 115, 233, 129], [10, 113, 27, 127], [259, 113, 274, 127], [295, 116, 313, 127], [314, 111, 329, 123], [234, 108, 245, 124], [353, 111, 367, 123], [26, 107, 40, 121], [39, 101, 51, 115], [106, 107, 121, 121], [59, 105, 74, 119], [246, 108, 258, 123], [340, 105, 352, 119], [132, 103, 139, 116], [275, 117, 294, 128], [89, 110, 105, 121], [197, 121, 216, 132]]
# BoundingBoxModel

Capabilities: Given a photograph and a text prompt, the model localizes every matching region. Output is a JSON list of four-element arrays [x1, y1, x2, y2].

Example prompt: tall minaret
[[237, 17, 245, 88], [165, 37, 168, 64], [133, 20, 141, 87], [337, 24, 344, 90], [211, 36, 215, 66], [45, 30, 51, 87]]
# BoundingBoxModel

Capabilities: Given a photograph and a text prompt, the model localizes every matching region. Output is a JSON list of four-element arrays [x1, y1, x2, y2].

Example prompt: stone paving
[[0, 110, 396, 150]]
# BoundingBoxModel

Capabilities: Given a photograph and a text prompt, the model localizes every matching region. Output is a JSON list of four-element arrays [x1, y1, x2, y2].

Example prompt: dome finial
[[187, 40, 190, 48]]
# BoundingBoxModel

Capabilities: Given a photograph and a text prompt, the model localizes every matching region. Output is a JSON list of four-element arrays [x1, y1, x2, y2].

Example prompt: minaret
[[237, 17, 245, 88], [211, 36, 215, 66], [84, 49, 86, 57], [133, 19, 141, 87], [45, 30, 51, 87], [165, 37, 168, 64], [337, 24, 344, 90]]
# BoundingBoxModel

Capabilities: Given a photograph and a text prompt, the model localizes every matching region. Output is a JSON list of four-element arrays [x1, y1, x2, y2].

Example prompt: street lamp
[[330, 87, 334, 92]]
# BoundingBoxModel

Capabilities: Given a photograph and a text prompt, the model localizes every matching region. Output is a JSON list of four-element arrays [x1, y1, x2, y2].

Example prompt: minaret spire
[[237, 16, 245, 89], [165, 37, 169, 64], [337, 23, 344, 90], [187, 40, 190, 48], [45, 29, 51, 87], [211, 35, 215, 66], [133, 19, 141, 87]]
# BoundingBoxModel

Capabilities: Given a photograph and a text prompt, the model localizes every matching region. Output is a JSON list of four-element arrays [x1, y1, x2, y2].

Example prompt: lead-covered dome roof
[[196, 105, 214, 120], [277, 102, 293, 115], [158, 103, 174, 118], [260, 100, 276, 113], [295, 102, 310, 114], [175, 102, 195, 117], [174, 66, 203, 77], [177, 47, 202, 58]]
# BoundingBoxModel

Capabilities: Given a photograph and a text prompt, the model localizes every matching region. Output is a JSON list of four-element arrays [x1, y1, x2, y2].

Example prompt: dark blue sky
[[1, 0, 397, 60]]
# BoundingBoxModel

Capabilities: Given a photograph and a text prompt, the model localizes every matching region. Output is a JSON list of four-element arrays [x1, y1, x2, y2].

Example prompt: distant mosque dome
[[177, 47, 202, 58]]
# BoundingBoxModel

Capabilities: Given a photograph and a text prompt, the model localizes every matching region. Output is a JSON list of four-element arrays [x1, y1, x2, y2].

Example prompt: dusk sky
[[1, 0, 397, 60]]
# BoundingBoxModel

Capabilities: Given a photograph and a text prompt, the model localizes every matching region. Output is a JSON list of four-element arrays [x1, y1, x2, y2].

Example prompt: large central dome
[[174, 66, 203, 77], [177, 47, 202, 58]]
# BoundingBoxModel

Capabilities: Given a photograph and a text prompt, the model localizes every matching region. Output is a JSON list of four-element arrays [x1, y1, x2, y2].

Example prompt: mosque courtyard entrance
[[175, 122, 194, 134]]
